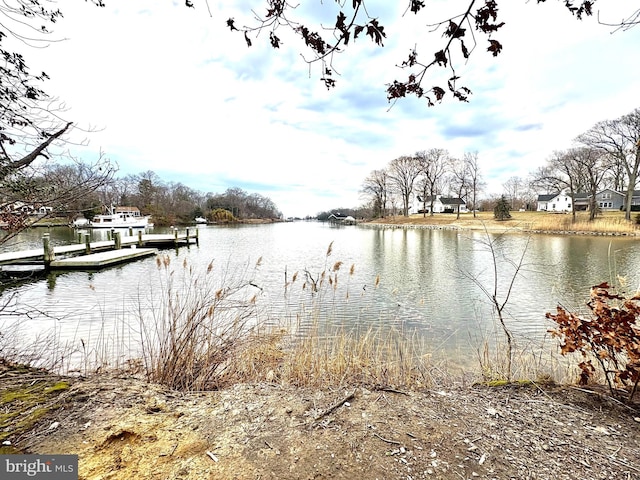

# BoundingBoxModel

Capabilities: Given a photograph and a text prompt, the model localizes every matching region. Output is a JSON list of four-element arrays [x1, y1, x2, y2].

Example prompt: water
[[2, 222, 639, 362]]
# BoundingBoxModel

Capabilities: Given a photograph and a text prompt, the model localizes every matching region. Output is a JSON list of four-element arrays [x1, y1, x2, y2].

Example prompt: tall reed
[[135, 254, 267, 390]]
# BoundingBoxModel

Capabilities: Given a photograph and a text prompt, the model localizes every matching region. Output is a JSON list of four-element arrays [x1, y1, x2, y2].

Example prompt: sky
[[14, 0, 640, 218]]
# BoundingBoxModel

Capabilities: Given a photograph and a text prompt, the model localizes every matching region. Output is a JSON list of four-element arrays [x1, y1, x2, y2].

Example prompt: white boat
[[73, 206, 153, 229], [195, 216, 207, 224]]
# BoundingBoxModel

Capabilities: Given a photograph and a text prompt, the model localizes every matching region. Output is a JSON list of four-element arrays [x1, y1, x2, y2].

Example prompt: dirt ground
[[3, 368, 640, 480]]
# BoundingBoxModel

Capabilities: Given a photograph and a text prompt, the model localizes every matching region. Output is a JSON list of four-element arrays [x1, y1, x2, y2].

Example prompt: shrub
[[547, 282, 640, 401], [208, 208, 237, 223]]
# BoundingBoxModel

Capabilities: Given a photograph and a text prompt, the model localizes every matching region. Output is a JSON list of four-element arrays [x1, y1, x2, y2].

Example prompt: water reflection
[[2, 223, 640, 362]]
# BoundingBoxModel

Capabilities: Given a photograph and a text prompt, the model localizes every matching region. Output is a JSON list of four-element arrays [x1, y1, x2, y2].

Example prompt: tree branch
[[10, 122, 72, 170]]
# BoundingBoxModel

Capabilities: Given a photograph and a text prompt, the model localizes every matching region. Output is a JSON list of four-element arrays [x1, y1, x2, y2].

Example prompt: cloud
[[19, 0, 640, 217]]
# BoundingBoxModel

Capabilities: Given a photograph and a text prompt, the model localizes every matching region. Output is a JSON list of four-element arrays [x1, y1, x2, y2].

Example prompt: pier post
[[114, 231, 122, 249], [129, 227, 133, 237], [186, 228, 190, 243], [85, 233, 91, 254], [138, 230, 143, 247], [174, 228, 179, 246], [195, 228, 199, 246], [77, 232, 83, 244], [43, 233, 55, 266]]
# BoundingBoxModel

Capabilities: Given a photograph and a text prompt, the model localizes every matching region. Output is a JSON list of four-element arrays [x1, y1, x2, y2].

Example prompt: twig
[[313, 390, 355, 421], [376, 387, 410, 396], [569, 386, 640, 413], [567, 442, 640, 473], [373, 432, 401, 445], [206, 451, 218, 462]]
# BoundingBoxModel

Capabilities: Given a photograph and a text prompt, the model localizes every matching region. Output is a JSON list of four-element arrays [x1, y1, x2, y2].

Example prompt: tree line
[[0, 164, 282, 230], [358, 107, 640, 221], [75, 171, 282, 226]]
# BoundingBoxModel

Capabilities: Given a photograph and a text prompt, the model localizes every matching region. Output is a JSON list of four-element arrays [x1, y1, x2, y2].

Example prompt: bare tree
[[448, 156, 470, 219], [567, 147, 609, 221], [502, 176, 524, 210], [577, 108, 640, 221], [529, 150, 586, 222], [463, 151, 484, 217], [415, 149, 449, 216], [360, 169, 389, 218], [0, 1, 114, 240], [387, 156, 421, 217]]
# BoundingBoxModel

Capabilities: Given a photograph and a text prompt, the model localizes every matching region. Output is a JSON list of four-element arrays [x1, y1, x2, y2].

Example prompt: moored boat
[[72, 206, 153, 229]]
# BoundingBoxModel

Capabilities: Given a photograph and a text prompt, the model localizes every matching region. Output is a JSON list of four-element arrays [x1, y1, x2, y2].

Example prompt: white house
[[536, 192, 572, 212], [411, 195, 467, 214], [537, 189, 640, 212]]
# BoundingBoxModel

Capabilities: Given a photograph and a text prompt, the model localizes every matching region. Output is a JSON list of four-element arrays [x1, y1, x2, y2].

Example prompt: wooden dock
[[49, 248, 158, 269], [0, 228, 199, 270]]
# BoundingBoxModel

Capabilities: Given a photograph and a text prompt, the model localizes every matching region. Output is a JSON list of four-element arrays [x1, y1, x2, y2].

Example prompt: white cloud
[[18, 0, 640, 216]]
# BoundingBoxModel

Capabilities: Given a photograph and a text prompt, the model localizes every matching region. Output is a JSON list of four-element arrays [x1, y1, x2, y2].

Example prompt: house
[[572, 192, 590, 211], [413, 195, 467, 214], [536, 192, 572, 212], [537, 189, 640, 212], [3, 202, 53, 216], [594, 189, 625, 211]]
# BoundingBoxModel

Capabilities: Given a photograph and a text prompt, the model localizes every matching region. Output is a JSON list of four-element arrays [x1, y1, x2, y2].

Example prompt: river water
[[2, 222, 639, 364]]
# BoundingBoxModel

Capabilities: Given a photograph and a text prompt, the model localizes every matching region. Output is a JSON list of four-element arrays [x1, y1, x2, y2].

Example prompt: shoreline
[[2, 366, 639, 479], [361, 221, 640, 236], [359, 211, 640, 237]]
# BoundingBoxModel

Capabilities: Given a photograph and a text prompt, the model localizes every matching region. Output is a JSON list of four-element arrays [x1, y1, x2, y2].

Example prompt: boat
[[195, 216, 207, 224], [72, 206, 153, 229]]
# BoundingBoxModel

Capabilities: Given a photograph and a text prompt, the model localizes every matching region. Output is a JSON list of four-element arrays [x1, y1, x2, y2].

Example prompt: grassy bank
[[366, 210, 639, 235]]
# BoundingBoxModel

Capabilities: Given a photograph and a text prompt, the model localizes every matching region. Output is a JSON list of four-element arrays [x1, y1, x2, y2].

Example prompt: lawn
[[367, 210, 640, 234]]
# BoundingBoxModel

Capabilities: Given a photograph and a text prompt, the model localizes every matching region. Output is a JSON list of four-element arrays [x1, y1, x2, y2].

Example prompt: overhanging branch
[[9, 122, 73, 170]]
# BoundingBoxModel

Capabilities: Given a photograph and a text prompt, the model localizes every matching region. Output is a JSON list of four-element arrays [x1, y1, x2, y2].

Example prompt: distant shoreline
[[360, 211, 640, 237]]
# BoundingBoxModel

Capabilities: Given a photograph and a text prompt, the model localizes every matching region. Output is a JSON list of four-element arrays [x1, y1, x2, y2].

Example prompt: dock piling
[[43, 233, 55, 266], [114, 231, 122, 249], [85, 233, 91, 254]]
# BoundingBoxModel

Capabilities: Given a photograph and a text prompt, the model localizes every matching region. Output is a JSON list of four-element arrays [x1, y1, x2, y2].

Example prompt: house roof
[[537, 194, 558, 202], [440, 197, 465, 205], [417, 195, 465, 205]]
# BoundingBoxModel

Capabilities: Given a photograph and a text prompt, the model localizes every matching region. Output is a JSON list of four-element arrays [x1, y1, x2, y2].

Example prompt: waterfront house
[[594, 189, 625, 211], [412, 195, 467, 214], [536, 192, 572, 212], [537, 189, 640, 212]]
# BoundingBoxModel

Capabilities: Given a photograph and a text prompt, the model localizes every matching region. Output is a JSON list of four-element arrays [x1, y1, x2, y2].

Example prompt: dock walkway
[[0, 229, 199, 269], [50, 248, 158, 269]]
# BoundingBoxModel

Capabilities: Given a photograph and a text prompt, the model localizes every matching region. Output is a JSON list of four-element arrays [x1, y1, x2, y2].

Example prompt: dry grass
[[368, 210, 639, 235], [135, 255, 267, 390]]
